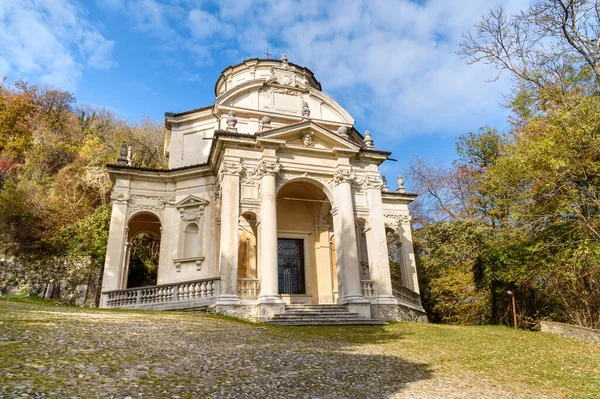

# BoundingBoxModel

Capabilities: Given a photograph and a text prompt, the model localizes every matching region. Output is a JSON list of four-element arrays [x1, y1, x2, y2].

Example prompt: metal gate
[[277, 238, 305, 294]]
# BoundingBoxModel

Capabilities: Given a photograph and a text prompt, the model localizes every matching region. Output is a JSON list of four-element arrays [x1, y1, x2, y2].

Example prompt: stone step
[[274, 312, 359, 319], [274, 312, 362, 318], [268, 303, 386, 326], [285, 305, 348, 311], [267, 319, 387, 326], [282, 309, 353, 314]]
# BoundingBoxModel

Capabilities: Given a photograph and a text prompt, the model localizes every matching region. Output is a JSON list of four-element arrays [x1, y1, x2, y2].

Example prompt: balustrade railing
[[104, 277, 220, 308], [392, 281, 421, 307], [238, 278, 259, 299], [360, 280, 377, 298]]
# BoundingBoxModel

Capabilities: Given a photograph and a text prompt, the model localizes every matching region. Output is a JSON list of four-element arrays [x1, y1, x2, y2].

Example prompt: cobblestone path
[[0, 301, 568, 398]]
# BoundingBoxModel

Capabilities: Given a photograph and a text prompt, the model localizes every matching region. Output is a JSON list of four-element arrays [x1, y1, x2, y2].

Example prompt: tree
[[0, 80, 166, 300], [459, 1, 600, 85]]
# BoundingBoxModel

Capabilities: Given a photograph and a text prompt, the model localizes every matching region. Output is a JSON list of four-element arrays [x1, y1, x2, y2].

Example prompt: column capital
[[363, 175, 385, 189], [257, 159, 281, 177], [333, 166, 356, 185], [219, 161, 244, 178]]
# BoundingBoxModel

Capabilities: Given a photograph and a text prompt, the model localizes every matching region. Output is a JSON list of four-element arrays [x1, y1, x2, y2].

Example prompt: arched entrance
[[276, 180, 335, 304], [124, 213, 161, 289]]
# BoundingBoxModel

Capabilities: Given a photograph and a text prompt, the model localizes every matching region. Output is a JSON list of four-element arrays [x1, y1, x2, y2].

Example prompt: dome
[[214, 54, 322, 97]]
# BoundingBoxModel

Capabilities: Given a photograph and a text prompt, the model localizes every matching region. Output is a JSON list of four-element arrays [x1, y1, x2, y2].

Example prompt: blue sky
[[0, 0, 529, 179]]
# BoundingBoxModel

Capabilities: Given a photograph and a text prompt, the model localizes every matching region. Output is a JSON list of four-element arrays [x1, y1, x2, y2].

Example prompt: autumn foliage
[[0, 78, 166, 303]]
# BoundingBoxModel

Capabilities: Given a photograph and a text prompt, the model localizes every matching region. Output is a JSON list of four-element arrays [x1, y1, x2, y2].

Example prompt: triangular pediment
[[175, 195, 210, 208], [258, 121, 362, 153]]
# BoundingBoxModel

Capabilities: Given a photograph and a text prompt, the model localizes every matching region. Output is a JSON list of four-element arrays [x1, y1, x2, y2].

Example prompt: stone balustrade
[[238, 278, 260, 299], [392, 281, 422, 307], [104, 277, 220, 310], [360, 280, 377, 298]]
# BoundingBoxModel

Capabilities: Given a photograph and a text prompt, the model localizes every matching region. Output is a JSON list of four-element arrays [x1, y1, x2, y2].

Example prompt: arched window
[[183, 223, 199, 258]]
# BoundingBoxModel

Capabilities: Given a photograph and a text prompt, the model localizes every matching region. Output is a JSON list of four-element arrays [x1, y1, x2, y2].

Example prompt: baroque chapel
[[100, 55, 426, 324]]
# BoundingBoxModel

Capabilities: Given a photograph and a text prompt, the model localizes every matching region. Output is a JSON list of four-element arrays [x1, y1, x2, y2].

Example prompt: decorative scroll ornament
[[257, 160, 281, 177], [337, 125, 349, 138], [111, 191, 130, 203], [220, 161, 244, 177], [180, 210, 203, 222], [364, 175, 384, 189], [128, 195, 170, 211], [265, 54, 308, 91], [333, 168, 357, 185], [384, 214, 411, 228]]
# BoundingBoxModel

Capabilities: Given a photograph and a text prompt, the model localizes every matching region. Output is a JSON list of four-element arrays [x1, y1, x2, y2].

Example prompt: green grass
[[288, 322, 600, 397], [1, 296, 599, 398]]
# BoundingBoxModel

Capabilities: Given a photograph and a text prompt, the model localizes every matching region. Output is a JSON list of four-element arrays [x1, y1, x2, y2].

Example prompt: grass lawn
[[0, 296, 598, 398]]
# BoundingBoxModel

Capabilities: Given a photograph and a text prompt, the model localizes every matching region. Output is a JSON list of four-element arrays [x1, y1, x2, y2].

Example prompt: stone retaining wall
[[540, 321, 600, 343]]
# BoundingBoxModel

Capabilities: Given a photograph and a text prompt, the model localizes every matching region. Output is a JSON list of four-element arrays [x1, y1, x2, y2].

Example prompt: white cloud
[[0, 0, 116, 91], [188, 9, 233, 40], [100, 0, 530, 139]]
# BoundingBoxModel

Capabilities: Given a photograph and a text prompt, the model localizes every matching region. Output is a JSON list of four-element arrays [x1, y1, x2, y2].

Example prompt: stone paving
[[0, 301, 558, 399]]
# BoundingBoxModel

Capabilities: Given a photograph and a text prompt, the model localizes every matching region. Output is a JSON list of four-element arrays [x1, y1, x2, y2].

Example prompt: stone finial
[[363, 130, 374, 149], [260, 115, 272, 131], [337, 125, 349, 138], [397, 174, 406, 193], [226, 110, 238, 132], [382, 176, 390, 192], [118, 142, 130, 166], [301, 99, 310, 119], [281, 53, 288, 67]]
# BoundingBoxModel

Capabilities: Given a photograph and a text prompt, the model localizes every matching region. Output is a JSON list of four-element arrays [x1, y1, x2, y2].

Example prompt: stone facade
[[100, 56, 426, 322]]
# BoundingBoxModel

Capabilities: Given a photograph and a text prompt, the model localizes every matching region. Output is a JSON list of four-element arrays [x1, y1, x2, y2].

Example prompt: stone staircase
[[266, 304, 387, 326]]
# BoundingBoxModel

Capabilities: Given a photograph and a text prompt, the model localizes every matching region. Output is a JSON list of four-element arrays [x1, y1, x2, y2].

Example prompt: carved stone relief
[[384, 214, 411, 230], [110, 191, 129, 203]]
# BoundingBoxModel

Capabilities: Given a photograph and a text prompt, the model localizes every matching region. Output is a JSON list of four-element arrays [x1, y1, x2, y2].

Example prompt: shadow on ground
[[0, 299, 431, 399]]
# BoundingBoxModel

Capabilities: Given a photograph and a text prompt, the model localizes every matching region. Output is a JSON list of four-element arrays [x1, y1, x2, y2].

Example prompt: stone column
[[366, 179, 397, 304], [257, 157, 284, 305], [120, 241, 131, 289], [100, 192, 129, 307], [332, 166, 370, 317], [216, 159, 243, 306], [399, 216, 420, 294]]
